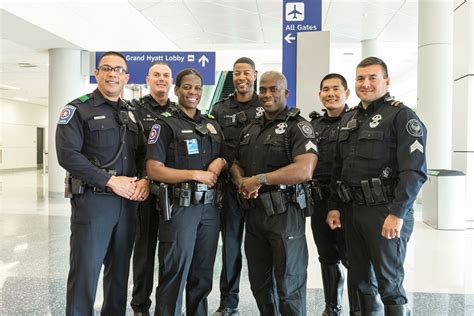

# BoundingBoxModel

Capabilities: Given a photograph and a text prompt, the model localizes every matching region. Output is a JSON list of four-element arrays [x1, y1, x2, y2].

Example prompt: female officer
[[146, 68, 227, 316]]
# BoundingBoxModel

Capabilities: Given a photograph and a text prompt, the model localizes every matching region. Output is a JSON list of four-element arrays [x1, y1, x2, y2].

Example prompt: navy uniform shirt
[[146, 107, 224, 171], [133, 95, 176, 139], [210, 93, 262, 165], [235, 108, 319, 188], [329, 93, 427, 218], [56, 89, 145, 189], [310, 107, 348, 181]]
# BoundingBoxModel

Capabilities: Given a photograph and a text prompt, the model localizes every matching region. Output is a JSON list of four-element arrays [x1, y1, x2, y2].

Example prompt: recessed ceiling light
[[0, 84, 20, 90]]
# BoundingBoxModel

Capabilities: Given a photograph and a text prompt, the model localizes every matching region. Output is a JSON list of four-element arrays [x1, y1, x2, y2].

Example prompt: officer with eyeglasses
[[146, 68, 227, 316], [56, 51, 149, 315]]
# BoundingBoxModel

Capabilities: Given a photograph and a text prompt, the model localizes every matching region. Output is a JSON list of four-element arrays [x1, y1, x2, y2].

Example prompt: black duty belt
[[348, 182, 394, 206]]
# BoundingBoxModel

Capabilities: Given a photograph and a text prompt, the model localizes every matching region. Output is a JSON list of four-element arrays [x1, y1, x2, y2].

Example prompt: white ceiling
[[0, 0, 419, 107]]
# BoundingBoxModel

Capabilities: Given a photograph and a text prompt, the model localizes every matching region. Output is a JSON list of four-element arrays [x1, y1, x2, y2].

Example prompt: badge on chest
[[275, 122, 287, 134], [186, 139, 199, 155]]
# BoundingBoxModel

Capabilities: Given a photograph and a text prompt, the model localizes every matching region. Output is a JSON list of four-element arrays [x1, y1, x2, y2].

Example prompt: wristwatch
[[257, 173, 267, 185]]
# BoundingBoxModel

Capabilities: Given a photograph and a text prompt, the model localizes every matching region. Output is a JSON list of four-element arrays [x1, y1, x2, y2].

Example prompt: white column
[[417, 0, 453, 169], [48, 49, 88, 196], [361, 39, 381, 59], [452, 0, 474, 221]]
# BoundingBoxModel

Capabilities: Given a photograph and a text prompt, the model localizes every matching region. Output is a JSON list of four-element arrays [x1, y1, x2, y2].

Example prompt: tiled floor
[[0, 169, 473, 315]]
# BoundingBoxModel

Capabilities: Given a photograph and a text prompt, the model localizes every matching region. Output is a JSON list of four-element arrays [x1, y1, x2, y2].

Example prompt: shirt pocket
[[263, 135, 289, 168], [356, 130, 385, 159], [86, 118, 118, 148]]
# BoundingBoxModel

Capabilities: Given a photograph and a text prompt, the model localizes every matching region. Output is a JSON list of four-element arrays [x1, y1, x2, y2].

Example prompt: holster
[[310, 179, 324, 202], [213, 179, 225, 208], [336, 180, 352, 203], [71, 177, 85, 195]]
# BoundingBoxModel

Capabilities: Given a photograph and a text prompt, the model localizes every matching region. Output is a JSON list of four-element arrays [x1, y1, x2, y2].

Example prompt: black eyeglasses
[[97, 64, 128, 75]]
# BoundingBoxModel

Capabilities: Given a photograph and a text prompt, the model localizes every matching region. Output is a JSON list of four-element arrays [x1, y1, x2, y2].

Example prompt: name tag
[[94, 115, 106, 120]]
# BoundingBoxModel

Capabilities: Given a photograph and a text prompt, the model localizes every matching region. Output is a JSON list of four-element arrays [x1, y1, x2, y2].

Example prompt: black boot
[[347, 284, 361, 316], [320, 263, 344, 316], [384, 304, 411, 316], [359, 294, 383, 316]]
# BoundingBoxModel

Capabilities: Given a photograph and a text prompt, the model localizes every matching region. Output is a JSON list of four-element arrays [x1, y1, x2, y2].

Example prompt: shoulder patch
[[58, 105, 77, 125], [148, 124, 161, 144], [406, 119, 423, 137], [297, 121, 315, 138], [161, 111, 172, 118], [78, 95, 90, 103]]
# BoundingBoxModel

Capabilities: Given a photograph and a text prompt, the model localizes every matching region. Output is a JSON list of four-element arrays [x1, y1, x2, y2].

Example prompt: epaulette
[[287, 107, 300, 118], [205, 113, 215, 120], [77, 95, 90, 103], [389, 100, 403, 107], [309, 110, 321, 120]]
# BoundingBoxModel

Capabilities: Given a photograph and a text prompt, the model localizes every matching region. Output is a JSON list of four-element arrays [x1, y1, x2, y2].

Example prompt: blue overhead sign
[[282, 0, 321, 107], [91, 51, 216, 85]]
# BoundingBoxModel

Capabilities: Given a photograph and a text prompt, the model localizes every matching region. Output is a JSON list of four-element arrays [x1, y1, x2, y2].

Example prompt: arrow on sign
[[284, 33, 296, 44], [198, 55, 209, 67]]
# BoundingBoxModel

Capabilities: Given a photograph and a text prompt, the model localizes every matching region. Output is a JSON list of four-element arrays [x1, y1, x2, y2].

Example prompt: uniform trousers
[[66, 189, 137, 316], [131, 194, 159, 312], [154, 203, 220, 316], [218, 183, 245, 308], [346, 203, 414, 305], [310, 195, 347, 266], [244, 203, 308, 316]]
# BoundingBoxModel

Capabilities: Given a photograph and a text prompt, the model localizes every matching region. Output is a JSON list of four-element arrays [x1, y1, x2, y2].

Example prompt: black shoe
[[213, 306, 240, 316]]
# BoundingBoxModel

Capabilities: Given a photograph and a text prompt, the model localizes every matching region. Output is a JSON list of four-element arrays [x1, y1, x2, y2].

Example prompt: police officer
[[231, 71, 319, 316], [309, 73, 360, 316], [327, 57, 427, 316], [210, 57, 261, 316], [56, 51, 149, 315], [146, 68, 227, 316], [131, 61, 176, 316]]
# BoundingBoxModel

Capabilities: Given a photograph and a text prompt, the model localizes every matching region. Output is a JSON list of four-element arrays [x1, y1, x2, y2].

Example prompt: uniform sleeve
[[289, 119, 319, 158], [388, 108, 428, 218], [55, 106, 111, 188], [145, 119, 173, 163]]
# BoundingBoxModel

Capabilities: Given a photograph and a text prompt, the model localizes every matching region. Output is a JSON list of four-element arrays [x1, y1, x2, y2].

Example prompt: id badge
[[186, 139, 199, 155]]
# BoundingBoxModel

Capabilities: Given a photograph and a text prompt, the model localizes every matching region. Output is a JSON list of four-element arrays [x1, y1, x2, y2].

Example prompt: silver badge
[[207, 123, 217, 134], [369, 114, 382, 128], [275, 122, 287, 134], [128, 111, 136, 123], [256, 107, 264, 118], [406, 119, 423, 137]]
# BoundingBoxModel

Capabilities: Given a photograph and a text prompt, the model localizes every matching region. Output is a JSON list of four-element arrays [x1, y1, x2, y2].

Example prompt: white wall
[[0, 98, 48, 170]]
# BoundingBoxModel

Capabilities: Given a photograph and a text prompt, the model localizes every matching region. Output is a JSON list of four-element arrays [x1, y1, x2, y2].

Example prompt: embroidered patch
[[58, 105, 76, 125], [256, 107, 264, 118], [305, 140, 318, 152], [297, 121, 315, 138], [410, 140, 424, 154], [275, 122, 287, 134], [148, 124, 161, 144], [406, 119, 423, 137], [369, 114, 382, 128]]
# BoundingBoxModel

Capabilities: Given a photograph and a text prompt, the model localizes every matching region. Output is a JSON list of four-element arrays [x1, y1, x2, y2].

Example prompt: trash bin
[[422, 169, 466, 230]]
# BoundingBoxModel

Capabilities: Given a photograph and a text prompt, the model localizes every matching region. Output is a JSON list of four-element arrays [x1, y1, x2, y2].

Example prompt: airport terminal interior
[[1, 0, 473, 315]]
